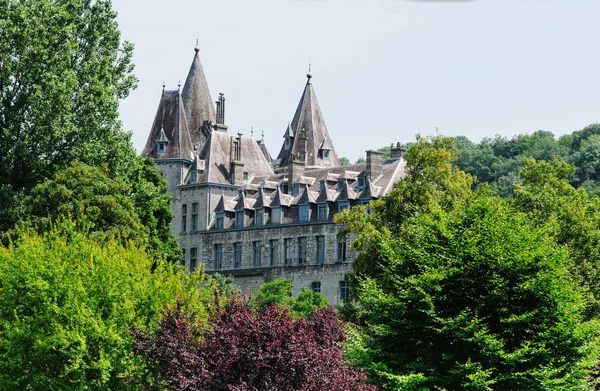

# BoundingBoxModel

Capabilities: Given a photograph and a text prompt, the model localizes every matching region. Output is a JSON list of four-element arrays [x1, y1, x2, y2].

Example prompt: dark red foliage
[[134, 298, 376, 391]]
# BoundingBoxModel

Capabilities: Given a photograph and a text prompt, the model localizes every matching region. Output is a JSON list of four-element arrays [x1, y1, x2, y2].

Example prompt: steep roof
[[197, 130, 274, 185], [141, 89, 194, 160], [182, 47, 216, 150], [274, 74, 339, 170]]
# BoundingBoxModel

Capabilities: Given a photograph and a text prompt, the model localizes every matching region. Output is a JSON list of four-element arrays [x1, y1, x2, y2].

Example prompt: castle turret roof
[[182, 46, 216, 149], [274, 74, 338, 170]]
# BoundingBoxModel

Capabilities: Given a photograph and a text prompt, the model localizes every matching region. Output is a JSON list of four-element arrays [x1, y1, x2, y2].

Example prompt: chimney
[[366, 150, 383, 182], [390, 142, 405, 160], [214, 93, 228, 132], [230, 133, 245, 186], [287, 160, 305, 194]]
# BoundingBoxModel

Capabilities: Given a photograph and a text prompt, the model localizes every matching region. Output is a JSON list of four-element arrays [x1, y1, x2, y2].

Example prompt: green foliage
[[252, 278, 328, 318], [339, 156, 350, 166], [513, 158, 600, 319], [0, 0, 137, 232], [337, 136, 600, 390], [22, 160, 179, 260], [0, 221, 206, 390]]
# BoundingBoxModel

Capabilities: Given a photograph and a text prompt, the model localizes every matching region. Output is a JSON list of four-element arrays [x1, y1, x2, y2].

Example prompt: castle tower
[[182, 44, 216, 150], [273, 73, 339, 172]]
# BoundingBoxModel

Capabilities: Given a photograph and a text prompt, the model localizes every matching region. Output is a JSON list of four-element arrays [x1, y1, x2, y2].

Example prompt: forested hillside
[[453, 124, 600, 197]]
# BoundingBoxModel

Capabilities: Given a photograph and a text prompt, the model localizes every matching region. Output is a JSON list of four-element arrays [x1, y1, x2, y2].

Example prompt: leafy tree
[[0, 0, 137, 232], [0, 221, 206, 390], [22, 160, 179, 260], [356, 156, 366, 164], [252, 278, 328, 317], [135, 297, 375, 391], [337, 136, 600, 390], [339, 156, 350, 166]]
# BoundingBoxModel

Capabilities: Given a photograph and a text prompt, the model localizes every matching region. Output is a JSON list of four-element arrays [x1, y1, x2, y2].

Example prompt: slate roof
[[142, 89, 194, 160], [274, 74, 339, 170], [196, 130, 274, 185], [182, 47, 216, 149]]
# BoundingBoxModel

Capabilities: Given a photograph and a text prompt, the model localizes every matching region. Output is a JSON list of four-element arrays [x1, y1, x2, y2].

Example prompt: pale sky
[[113, 0, 600, 162]]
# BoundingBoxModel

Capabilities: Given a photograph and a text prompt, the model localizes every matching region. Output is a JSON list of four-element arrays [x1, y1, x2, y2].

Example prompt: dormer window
[[215, 212, 224, 229], [337, 178, 345, 192], [357, 176, 365, 189], [235, 210, 245, 228], [317, 203, 329, 220], [320, 149, 330, 159], [157, 142, 166, 155], [155, 127, 169, 156], [190, 170, 198, 183], [338, 200, 350, 213], [299, 204, 310, 222], [292, 183, 300, 196], [255, 208, 264, 226]]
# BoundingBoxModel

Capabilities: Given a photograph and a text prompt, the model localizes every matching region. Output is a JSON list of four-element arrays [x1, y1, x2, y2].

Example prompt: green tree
[[252, 278, 328, 318], [22, 160, 179, 260], [0, 0, 137, 232], [337, 136, 600, 390], [0, 221, 206, 390], [339, 157, 350, 166]]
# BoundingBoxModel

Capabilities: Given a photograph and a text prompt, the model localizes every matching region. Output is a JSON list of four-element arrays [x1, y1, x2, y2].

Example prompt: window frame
[[316, 235, 325, 264], [269, 239, 279, 266], [233, 242, 242, 269], [213, 244, 223, 270], [253, 241, 262, 268], [284, 238, 293, 266], [297, 237, 307, 265]]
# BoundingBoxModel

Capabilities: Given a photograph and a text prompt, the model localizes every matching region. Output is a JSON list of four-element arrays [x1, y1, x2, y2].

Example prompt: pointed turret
[[142, 88, 194, 160], [182, 45, 216, 150], [274, 74, 339, 172]]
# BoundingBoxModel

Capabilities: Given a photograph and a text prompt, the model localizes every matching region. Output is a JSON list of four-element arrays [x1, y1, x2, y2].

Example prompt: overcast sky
[[113, 0, 600, 162]]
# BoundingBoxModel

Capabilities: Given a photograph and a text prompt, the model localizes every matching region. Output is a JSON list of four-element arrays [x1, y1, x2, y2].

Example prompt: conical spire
[[182, 45, 216, 150], [142, 89, 194, 160], [274, 74, 338, 171]]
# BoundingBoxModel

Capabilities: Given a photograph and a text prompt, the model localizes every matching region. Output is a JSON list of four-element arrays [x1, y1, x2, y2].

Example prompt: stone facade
[[142, 47, 406, 304]]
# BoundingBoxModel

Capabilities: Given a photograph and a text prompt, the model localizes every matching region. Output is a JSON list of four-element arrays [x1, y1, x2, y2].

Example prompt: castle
[[142, 46, 406, 304]]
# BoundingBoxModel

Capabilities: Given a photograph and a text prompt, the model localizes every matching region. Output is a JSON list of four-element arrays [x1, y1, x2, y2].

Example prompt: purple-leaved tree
[[134, 297, 376, 391]]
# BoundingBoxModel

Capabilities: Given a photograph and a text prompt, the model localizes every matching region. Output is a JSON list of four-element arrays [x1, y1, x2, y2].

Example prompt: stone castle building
[[142, 46, 406, 304]]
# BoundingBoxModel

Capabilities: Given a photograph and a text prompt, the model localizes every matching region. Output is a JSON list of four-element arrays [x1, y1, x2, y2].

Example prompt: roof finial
[[261, 130, 265, 141], [307, 60, 312, 81], [251, 127, 254, 138], [194, 37, 199, 53]]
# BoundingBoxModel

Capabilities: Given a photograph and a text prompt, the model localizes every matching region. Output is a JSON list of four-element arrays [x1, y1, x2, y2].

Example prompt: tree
[[337, 136, 600, 390], [22, 160, 180, 260], [339, 156, 350, 166], [252, 278, 328, 318], [0, 221, 206, 390], [0, 0, 137, 232], [135, 297, 376, 391]]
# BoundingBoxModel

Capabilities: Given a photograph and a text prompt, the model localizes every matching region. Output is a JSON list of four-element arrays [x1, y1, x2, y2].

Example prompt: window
[[284, 238, 293, 266], [190, 247, 197, 272], [339, 281, 350, 302], [357, 176, 365, 189], [215, 212, 224, 229], [292, 183, 300, 196], [191, 203, 198, 231], [243, 172, 249, 181], [317, 203, 328, 221], [181, 204, 187, 232], [233, 242, 242, 269], [255, 208, 264, 226], [311, 281, 321, 293], [157, 142, 166, 154], [297, 237, 307, 265], [285, 136, 291, 149], [180, 248, 186, 267], [338, 201, 350, 213], [299, 204, 310, 222], [271, 207, 281, 224], [337, 235, 347, 262], [269, 239, 279, 266], [322, 149, 330, 159], [190, 170, 198, 183], [337, 179, 344, 192], [213, 244, 223, 270], [316, 235, 325, 264], [235, 210, 245, 228], [253, 241, 262, 267]]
